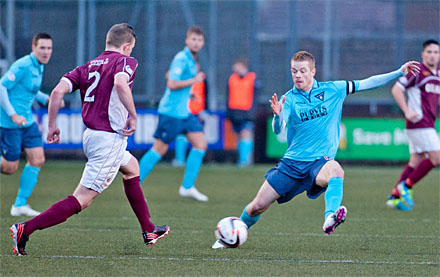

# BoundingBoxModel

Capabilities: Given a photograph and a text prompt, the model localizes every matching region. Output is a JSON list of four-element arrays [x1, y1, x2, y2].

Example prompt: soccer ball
[[215, 217, 248, 248]]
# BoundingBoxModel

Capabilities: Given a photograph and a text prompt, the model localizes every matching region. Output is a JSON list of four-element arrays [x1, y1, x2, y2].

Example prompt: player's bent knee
[[328, 161, 344, 178], [29, 157, 45, 168], [1, 162, 19, 175]]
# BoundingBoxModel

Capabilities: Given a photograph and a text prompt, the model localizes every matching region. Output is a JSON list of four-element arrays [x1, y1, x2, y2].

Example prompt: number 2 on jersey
[[84, 71, 100, 102]]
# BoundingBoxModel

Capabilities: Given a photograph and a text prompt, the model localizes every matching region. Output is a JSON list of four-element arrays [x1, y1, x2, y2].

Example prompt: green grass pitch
[[1, 161, 439, 276]]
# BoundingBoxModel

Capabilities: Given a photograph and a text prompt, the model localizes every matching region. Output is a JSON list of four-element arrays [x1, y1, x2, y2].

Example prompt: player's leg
[[139, 139, 169, 182], [120, 154, 170, 246], [172, 134, 188, 167], [396, 129, 440, 207], [315, 160, 347, 235], [212, 180, 279, 249], [139, 115, 179, 183], [11, 183, 85, 255], [1, 157, 19, 175], [10, 146, 45, 216], [237, 124, 254, 167], [0, 127, 20, 174], [241, 180, 280, 228], [10, 123, 44, 216], [181, 131, 208, 201], [386, 153, 423, 211]]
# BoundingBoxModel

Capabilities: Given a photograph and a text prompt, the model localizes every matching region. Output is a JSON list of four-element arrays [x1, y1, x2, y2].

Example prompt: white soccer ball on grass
[[215, 217, 248, 248]]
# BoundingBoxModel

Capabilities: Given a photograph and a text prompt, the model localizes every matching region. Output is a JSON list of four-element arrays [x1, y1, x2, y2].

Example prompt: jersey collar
[[30, 52, 44, 73], [183, 47, 196, 63], [292, 79, 318, 94]]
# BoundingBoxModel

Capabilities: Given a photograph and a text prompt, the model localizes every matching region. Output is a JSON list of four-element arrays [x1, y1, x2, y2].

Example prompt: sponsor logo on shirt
[[299, 106, 328, 122], [7, 73, 15, 82], [173, 67, 183, 75]]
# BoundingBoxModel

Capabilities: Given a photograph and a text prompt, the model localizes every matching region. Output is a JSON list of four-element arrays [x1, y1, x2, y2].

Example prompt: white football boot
[[11, 205, 41, 217], [179, 186, 208, 202], [322, 206, 347, 235], [211, 240, 226, 249]]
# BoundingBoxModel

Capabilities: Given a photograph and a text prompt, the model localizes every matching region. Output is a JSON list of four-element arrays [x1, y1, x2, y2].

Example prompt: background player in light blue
[[139, 26, 209, 201], [0, 33, 56, 216], [212, 51, 420, 248]]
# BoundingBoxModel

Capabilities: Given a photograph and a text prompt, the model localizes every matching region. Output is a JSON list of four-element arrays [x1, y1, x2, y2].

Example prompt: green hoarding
[[266, 117, 440, 161]]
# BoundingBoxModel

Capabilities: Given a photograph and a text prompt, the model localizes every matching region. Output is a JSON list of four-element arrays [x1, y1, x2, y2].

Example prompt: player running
[[1, 33, 54, 216], [386, 39, 440, 211], [10, 23, 169, 256], [139, 26, 208, 202], [213, 51, 420, 248]]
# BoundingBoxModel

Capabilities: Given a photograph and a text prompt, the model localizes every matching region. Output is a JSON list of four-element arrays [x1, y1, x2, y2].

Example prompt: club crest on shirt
[[314, 91, 325, 101], [125, 65, 133, 76], [423, 70, 430, 76]]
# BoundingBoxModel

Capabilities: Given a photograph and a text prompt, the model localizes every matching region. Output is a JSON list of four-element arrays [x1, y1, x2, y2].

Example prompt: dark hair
[[234, 59, 248, 68], [423, 39, 439, 50], [106, 23, 136, 48], [187, 26, 204, 37], [32, 33, 52, 46]]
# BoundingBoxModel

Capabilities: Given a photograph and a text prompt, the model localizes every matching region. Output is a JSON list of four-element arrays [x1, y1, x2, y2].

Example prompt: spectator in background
[[386, 39, 440, 211], [226, 59, 260, 167], [0, 33, 56, 217], [139, 26, 209, 202], [172, 62, 209, 167]]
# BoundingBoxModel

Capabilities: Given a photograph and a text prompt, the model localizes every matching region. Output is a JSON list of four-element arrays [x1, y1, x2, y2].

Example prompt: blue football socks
[[174, 135, 188, 165], [14, 164, 40, 207], [182, 148, 205, 189], [324, 177, 344, 219], [240, 205, 260, 229], [238, 139, 253, 165], [139, 149, 162, 183]]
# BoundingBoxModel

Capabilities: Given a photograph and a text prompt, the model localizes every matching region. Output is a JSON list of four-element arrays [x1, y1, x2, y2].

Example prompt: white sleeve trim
[[114, 72, 130, 81], [61, 77, 73, 93]]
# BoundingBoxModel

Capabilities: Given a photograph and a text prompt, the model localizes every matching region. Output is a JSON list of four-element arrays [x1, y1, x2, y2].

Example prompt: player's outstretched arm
[[47, 80, 70, 144], [357, 61, 420, 92], [114, 74, 137, 137], [269, 93, 286, 134]]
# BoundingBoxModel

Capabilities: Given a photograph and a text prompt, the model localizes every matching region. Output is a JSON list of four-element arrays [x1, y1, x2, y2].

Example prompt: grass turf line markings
[[0, 254, 438, 265]]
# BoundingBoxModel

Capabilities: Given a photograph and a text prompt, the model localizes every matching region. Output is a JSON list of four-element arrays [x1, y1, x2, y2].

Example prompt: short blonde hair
[[291, 51, 315, 69], [106, 23, 136, 48]]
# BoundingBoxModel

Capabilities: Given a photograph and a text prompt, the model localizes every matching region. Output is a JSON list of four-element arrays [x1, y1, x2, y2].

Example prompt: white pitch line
[[0, 254, 438, 265]]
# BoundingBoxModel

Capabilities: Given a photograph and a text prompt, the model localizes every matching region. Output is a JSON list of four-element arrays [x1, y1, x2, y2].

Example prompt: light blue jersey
[[158, 47, 197, 119], [0, 53, 46, 128], [279, 79, 359, 161]]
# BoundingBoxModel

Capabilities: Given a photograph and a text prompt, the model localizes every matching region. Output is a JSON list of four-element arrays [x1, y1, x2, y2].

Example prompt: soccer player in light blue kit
[[0, 33, 56, 216], [212, 51, 420, 248], [139, 26, 209, 201]]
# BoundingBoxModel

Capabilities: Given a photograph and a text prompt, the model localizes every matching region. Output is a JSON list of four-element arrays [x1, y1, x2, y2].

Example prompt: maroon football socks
[[24, 195, 82, 236], [391, 164, 414, 197], [123, 176, 155, 233], [405, 159, 435, 188]]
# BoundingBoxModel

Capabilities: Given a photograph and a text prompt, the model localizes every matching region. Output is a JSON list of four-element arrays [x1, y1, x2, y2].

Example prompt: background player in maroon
[[386, 39, 440, 211], [9, 23, 169, 256]]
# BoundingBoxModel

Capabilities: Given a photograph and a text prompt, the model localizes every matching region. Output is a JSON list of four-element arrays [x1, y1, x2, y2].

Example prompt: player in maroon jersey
[[9, 23, 169, 256], [386, 39, 440, 211]]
